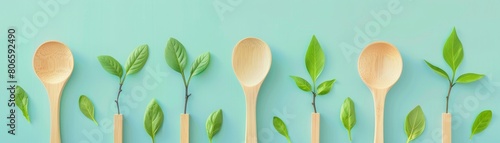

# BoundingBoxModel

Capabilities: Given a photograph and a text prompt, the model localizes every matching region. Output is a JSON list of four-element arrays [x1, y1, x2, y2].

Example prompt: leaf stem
[[312, 91, 317, 113], [445, 81, 455, 113], [184, 84, 191, 114], [348, 130, 352, 141], [115, 82, 124, 114], [406, 138, 410, 143], [287, 137, 292, 143]]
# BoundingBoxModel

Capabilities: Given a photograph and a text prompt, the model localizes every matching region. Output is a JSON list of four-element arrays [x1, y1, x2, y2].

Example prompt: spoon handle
[[180, 114, 190, 143], [114, 114, 123, 143], [442, 113, 452, 143], [311, 113, 320, 143], [372, 89, 388, 143], [244, 86, 259, 143], [46, 85, 63, 143]]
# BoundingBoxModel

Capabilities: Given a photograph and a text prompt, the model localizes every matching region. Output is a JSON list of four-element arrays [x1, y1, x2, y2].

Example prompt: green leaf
[[340, 97, 356, 141], [470, 110, 492, 139], [305, 35, 325, 83], [273, 116, 291, 143], [144, 99, 164, 143], [290, 76, 312, 92], [125, 44, 149, 75], [190, 52, 210, 77], [442, 27, 464, 72], [405, 105, 426, 143], [14, 86, 30, 123], [424, 60, 449, 80], [165, 38, 188, 74], [79, 95, 98, 125], [206, 109, 223, 142], [456, 73, 484, 84], [317, 79, 336, 95], [97, 55, 123, 78]]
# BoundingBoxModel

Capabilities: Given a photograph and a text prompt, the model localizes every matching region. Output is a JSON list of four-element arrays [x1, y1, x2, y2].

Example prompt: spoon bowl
[[358, 41, 402, 143], [33, 41, 74, 143], [232, 37, 272, 143]]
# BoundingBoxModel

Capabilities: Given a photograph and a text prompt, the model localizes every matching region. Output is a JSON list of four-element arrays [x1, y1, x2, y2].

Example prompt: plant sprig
[[79, 95, 98, 125], [144, 99, 164, 143], [424, 28, 484, 113], [340, 97, 356, 141], [206, 109, 223, 143], [98, 44, 149, 114], [290, 35, 336, 113], [165, 37, 210, 114]]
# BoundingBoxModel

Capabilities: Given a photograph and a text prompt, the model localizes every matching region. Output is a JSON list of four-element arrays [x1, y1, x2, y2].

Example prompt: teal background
[[1, 0, 500, 143]]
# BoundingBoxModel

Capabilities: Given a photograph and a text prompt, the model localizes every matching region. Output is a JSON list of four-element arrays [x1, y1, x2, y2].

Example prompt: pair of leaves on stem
[[144, 99, 164, 143], [470, 110, 493, 139], [165, 38, 211, 84], [424, 28, 484, 85], [98, 44, 150, 82], [79, 95, 98, 125], [273, 116, 291, 143], [14, 86, 30, 123], [206, 109, 223, 143], [405, 105, 426, 143]]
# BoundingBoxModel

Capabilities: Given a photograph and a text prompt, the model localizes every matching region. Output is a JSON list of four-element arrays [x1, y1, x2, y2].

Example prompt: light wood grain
[[33, 41, 74, 143], [232, 37, 272, 143], [180, 114, 190, 143], [442, 113, 451, 143], [358, 41, 402, 143], [114, 114, 123, 143], [311, 113, 320, 143]]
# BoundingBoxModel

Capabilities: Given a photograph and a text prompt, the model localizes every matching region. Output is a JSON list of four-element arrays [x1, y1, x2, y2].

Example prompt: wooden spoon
[[232, 37, 272, 143], [357, 41, 402, 143], [33, 41, 74, 143]]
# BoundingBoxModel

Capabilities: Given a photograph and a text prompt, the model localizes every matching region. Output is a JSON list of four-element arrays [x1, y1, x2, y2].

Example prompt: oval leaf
[[405, 105, 426, 143], [470, 110, 492, 139], [340, 97, 356, 141], [456, 73, 484, 84], [125, 44, 149, 75], [206, 109, 223, 142], [165, 38, 188, 73], [190, 52, 210, 77], [442, 27, 464, 72], [290, 76, 312, 92], [15, 86, 30, 123], [424, 60, 450, 80], [97, 55, 123, 78], [273, 116, 291, 142], [79, 95, 98, 125], [317, 79, 336, 95], [305, 35, 325, 83], [144, 99, 164, 143]]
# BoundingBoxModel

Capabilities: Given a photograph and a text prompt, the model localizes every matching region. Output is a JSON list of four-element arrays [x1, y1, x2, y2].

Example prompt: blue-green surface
[[1, 0, 500, 143]]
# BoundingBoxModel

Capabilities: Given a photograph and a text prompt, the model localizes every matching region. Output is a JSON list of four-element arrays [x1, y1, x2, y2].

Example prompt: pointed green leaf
[[190, 52, 210, 77], [14, 86, 30, 123], [456, 73, 484, 84], [144, 99, 164, 143], [424, 60, 449, 80], [97, 56, 123, 78], [317, 79, 336, 95], [405, 105, 426, 143], [165, 38, 188, 74], [470, 110, 492, 139], [443, 28, 464, 72], [206, 109, 223, 142], [340, 97, 356, 141], [79, 95, 98, 125], [273, 116, 291, 143], [290, 76, 312, 92], [125, 44, 149, 75], [305, 35, 325, 83]]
